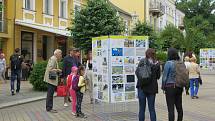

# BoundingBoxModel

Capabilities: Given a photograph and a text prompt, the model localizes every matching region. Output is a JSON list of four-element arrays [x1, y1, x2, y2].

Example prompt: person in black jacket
[[136, 48, 161, 121], [10, 48, 23, 95]]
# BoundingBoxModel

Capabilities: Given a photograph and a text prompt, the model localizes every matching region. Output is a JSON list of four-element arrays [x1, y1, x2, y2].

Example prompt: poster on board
[[92, 36, 149, 103], [200, 48, 215, 70]]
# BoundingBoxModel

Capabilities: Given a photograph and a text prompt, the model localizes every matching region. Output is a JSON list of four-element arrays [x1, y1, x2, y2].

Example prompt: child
[[76, 66, 87, 118], [67, 66, 78, 115]]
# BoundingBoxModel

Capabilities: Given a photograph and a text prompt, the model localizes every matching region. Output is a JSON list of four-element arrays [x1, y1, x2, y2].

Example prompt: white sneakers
[[64, 103, 69, 107]]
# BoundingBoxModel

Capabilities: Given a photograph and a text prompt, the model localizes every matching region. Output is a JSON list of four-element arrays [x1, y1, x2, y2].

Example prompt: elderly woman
[[187, 56, 200, 99], [44, 49, 62, 113]]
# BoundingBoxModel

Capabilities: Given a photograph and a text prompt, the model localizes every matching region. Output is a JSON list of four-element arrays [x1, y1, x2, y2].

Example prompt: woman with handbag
[[44, 49, 62, 113], [187, 56, 200, 99]]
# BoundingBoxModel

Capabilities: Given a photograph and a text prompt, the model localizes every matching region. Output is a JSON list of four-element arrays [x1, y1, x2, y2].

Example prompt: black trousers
[[165, 87, 183, 121], [76, 91, 83, 114], [46, 83, 56, 111]]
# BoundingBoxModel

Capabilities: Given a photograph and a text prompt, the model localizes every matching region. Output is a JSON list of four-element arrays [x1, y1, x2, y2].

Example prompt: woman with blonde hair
[[187, 56, 200, 99]]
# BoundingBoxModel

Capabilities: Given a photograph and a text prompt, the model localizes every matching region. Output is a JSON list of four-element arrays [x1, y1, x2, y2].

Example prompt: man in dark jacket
[[62, 48, 81, 78], [10, 48, 23, 95]]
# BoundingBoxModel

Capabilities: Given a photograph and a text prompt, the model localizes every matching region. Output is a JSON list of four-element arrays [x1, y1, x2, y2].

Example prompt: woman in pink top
[[67, 66, 78, 115]]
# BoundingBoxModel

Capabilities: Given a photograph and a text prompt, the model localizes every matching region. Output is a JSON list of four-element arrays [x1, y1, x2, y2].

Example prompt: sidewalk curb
[[0, 94, 57, 109]]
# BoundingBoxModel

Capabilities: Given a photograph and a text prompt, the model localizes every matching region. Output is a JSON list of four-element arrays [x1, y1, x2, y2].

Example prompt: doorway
[[42, 35, 54, 60], [21, 31, 34, 62]]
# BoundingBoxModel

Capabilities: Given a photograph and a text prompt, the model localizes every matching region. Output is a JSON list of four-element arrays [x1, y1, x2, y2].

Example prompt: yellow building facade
[[109, 0, 145, 21], [0, 0, 86, 64]]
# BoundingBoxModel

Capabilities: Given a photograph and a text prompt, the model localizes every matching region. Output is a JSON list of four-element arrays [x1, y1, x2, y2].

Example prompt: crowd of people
[[137, 48, 201, 121], [44, 48, 93, 118], [1, 47, 201, 120]]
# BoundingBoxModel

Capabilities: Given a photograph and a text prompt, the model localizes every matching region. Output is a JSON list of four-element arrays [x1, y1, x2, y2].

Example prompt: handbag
[[49, 71, 57, 80], [57, 83, 67, 97], [198, 76, 203, 85]]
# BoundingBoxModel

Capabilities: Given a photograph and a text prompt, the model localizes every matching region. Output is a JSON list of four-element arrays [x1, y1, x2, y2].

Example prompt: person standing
[[67, 66, 78, 116], [0, 53, 6, 83], [136, 48, 161, 121], [62, 48, 81, 107], [188, 56, 200, 99], [76, 66, 87, 118], [10, 48, 23, 95], [85, 50, 93, 104], [162, 48, 184, 121], [184, 56, 191, 95], [44, 49, 62, 113]]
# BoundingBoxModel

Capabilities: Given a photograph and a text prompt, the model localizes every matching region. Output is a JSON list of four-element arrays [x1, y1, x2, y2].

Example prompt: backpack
[[72, 75, 80, 91], [10, 54, 21, 70], [135, 58, 152, 87], [174, 61, 189, 87]]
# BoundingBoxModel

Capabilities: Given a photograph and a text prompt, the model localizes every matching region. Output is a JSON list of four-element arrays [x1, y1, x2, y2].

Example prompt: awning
[[15, 20, 71, 37]]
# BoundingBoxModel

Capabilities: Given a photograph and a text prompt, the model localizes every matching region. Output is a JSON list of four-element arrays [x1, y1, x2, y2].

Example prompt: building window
[[74, 4, 81, 14], [44, 0, 53, 15], [59, 0, 67, 18], [0, 0, 4, 32], [24, 0, 34, 10]]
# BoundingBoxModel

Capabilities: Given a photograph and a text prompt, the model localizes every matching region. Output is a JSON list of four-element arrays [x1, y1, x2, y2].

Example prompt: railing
[[150, 0, 165, 15], [0, 19, 8, 33]]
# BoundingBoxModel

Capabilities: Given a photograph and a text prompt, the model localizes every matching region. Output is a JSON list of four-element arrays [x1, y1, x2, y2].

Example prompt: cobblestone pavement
[[0, 81, 46, 105], [0, 74, 215, 121]]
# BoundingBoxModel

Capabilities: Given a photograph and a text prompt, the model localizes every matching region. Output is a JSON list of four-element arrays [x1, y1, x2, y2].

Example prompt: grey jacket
[[43, 56, 59, 86]]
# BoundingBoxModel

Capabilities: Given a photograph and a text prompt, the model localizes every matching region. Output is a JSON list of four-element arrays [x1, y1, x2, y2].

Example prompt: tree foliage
[[176, 0, 215, 54], [159, 24, 184, 51], [131, 21, 159, 49], [70, 0, 124, 50]]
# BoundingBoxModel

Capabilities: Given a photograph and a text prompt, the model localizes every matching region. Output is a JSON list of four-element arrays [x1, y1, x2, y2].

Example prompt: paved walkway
[[0, 81, 46, 108], [0, 74, 215, 121]]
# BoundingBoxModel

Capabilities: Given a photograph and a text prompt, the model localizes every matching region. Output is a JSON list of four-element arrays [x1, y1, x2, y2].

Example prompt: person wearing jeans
[[187, 56, 200, 99], [138, 89, 156, 121], [162, 48, 184, 121], [11, 69, 21, 93], [9, 48, 23, 95], [136, 48, 161, 121]]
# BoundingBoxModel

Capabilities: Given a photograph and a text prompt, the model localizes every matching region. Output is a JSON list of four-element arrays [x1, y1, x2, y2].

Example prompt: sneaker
[[194, 96, 199, 99], [64, 103, 69, 107], [72, 112, 76, 116], [191, 96, 195, 99], [47, 109, 58, 113], [11, 91, 15, 96]]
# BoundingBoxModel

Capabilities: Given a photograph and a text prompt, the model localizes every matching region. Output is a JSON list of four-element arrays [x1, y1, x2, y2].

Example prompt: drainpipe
[[13, 0, 16, 50]]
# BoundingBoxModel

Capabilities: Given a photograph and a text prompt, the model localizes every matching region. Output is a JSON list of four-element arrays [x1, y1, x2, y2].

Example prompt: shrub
[[156, 51, 167, 63], [29, 61, 48, 91]]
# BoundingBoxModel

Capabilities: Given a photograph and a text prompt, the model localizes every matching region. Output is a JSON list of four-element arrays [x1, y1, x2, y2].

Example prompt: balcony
[[0, 19, 8, 33], [178, 20, 184, 30], [149, 0, 165, 17]]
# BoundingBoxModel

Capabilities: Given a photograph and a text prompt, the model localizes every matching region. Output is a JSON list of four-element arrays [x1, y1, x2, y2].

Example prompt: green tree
[[159, 24, 184, 51], [70, 0, 124, 50], [176, 0, 215, 54], [131, 21, 159, 49]]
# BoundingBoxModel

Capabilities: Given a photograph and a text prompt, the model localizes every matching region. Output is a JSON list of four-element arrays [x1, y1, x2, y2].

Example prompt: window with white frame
[[44, 0, 53, 15], [0, 0, 3, 20], [60, 0, 67, 18], [0, 0, 4, 32], [24, 0, 34, 10]]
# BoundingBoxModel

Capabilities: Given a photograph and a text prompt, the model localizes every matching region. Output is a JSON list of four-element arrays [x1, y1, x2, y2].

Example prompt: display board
[[92, 36, 149, 103], [200, 48, 215, 70]]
